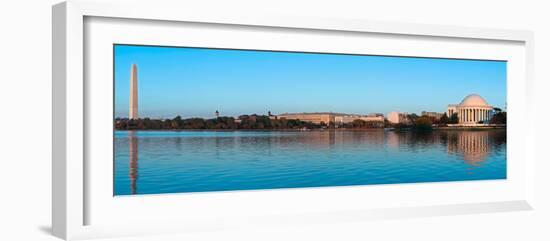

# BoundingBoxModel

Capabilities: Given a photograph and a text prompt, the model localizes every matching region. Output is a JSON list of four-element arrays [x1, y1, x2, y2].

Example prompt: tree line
[[116, 115, 322, 130], [115, 111, 506, 131], [114, 114, 386, 130]]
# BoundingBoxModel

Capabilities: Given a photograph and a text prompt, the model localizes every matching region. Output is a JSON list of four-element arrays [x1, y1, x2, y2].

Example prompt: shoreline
[[434, 125, 506, 130], [114, 127, 506, 132]]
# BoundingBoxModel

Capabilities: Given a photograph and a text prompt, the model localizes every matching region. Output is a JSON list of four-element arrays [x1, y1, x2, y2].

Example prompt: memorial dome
[[459, 94, 490, 107]]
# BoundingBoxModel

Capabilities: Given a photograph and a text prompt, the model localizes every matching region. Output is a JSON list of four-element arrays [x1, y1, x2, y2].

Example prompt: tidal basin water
[[114, 130, 506, 195]]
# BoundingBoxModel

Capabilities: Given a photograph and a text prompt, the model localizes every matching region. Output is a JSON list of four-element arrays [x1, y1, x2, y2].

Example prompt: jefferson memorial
[[447, 94, 493, 125]]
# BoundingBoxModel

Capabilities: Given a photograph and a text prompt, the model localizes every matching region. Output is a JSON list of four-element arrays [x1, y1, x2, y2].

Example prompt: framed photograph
[[53, 0, 535, 240]]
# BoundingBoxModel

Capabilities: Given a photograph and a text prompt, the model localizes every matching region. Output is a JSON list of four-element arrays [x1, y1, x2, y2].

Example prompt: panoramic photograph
[[113, 44, 507, 196]]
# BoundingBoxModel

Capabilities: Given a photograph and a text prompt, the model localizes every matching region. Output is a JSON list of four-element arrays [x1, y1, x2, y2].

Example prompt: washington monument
[[129, 64, 139, 119]]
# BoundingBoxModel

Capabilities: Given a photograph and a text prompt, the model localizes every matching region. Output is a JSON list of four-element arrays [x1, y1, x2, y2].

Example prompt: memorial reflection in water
[[447, 131, 494, 166]]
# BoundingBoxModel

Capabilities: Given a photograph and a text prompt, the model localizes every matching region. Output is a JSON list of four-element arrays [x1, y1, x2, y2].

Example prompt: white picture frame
[[52, 0, 535, 240]]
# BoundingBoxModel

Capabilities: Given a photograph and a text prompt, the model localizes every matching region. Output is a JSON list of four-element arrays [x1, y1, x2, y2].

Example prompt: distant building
[[268, 111, 277, 120], [387, 112, 409, 124], [421, 111, 444, 120], [277, 112, 336, 124], [334, 115, 384, 126], [365, 113, 384, 117], [277, 112, 384, 125], [215, 110, 220, 118]]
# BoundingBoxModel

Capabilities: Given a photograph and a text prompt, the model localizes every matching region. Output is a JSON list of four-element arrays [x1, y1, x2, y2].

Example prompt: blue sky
[[114, 44, 506, 119]]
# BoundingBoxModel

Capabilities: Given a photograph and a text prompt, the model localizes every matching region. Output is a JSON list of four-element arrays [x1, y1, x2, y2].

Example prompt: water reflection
[[389, 131, 506, 166], [447, 131, 489, 166], [115, 130, 506, 195], [128, 132, 138, 194]]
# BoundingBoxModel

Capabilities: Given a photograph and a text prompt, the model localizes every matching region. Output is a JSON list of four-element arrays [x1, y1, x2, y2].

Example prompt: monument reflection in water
[[128, 132, 138, 194], [114, 130, 506, 195]]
